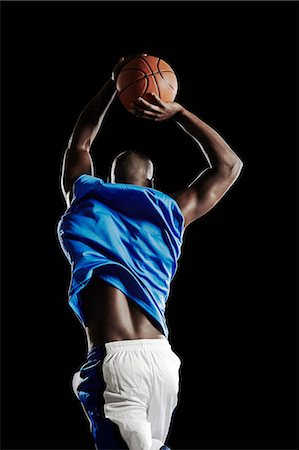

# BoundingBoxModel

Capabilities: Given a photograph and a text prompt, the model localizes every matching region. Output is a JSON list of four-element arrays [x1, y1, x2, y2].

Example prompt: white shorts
[[102, 338, 181, 450]]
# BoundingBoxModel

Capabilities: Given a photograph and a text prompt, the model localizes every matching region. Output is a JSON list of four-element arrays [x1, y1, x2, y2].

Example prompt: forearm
[[175, 108, 242, 171], [69, 78, 117, 151]]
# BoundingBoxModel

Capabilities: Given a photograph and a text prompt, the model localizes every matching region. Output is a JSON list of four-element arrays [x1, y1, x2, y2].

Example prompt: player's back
[[80, 276, 164, 352], [57, 174, 184, 339]]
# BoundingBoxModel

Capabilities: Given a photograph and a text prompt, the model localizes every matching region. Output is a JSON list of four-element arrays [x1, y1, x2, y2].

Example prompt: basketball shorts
[[72, 338, 181, 450]]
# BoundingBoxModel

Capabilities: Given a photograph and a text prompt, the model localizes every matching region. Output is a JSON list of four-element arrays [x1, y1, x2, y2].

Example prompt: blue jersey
[[57, 175, 184, 336]]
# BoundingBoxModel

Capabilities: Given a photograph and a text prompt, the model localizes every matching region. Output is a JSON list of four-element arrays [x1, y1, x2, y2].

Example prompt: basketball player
[[57, 56, 243, 450]]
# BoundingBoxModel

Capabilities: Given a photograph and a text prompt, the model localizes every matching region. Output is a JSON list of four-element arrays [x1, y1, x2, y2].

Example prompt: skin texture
[[61, 56, 243, 351], [80, 277, 164, 351]]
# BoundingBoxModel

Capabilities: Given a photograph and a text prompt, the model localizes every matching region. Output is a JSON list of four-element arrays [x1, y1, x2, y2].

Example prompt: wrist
[[173, 104, 187, 121], [107, 77, 117, 88], [102, 78, 118, 97]]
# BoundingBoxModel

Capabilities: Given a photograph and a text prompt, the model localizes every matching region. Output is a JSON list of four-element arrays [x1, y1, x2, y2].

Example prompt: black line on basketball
[[138, 56, 162, 98], [119, 75, 149, 104], [140, 56, 156, 77], [118, 74, 147, 95], [154, 73, 161, 98], [121, 68, 150, 75], [157, 58, 162, 72], [158, 71, 176, 92]]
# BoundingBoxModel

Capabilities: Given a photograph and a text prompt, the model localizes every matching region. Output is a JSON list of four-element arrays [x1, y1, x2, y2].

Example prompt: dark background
[[1, 1, 298, 449]]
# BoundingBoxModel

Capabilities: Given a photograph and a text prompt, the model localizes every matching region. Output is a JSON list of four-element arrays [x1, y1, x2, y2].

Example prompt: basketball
[[116, 54, 178, 112]]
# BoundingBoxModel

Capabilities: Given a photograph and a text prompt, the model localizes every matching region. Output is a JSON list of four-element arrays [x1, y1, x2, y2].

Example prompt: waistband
[[104, 337, 170, 355]]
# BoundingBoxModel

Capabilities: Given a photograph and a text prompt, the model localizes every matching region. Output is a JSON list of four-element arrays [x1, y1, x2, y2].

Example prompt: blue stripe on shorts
[[74, 346, 128, 450]]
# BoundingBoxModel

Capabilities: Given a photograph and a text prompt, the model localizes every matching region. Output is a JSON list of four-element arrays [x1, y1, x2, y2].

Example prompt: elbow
[[216, 156, 243, 180], [232, 157, 243, 176], [228, 158, 243, 182]]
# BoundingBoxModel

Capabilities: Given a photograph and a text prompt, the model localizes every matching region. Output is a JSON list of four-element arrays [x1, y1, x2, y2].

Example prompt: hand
[[130, 93, 184, 121], [112, 53, 148, 82], [112, 56, 126, 82]]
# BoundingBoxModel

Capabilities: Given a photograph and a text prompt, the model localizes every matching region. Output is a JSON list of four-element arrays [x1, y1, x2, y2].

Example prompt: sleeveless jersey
[[57, 174, 184, 336]]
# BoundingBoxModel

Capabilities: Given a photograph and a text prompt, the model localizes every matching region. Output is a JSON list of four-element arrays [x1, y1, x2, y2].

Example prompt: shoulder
[[168, 188, 193, 226], [149, 188, 185, 232], [70, 174, 105, 204], [75, 174, 103, 186]]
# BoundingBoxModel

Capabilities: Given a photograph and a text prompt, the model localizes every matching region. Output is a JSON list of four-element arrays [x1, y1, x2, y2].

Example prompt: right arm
[[173, 108, 243, 226], [130, 94, 243, 227]]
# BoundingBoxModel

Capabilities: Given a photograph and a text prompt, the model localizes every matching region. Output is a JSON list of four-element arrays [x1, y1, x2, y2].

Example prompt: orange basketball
[[116, 54, 178, 112]]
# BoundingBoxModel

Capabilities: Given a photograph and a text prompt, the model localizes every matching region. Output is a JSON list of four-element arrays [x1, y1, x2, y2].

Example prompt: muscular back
[[80, 276, 164, 351]]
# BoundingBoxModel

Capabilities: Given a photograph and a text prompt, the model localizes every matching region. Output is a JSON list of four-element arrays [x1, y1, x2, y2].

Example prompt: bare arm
[[173, 108, 243, 226], [61, 78, 117, 207], [130, 94, 243, 227]]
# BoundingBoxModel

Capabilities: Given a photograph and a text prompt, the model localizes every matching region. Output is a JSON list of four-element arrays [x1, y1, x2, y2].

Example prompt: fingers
[[123, 53, 147, 64], [130, 104, 158, 116], [133, 97, 161, 112], [117, 52, 147, 68], [129, 94, 166, 121], [131, 108, 161, 120], [112, 56, 126, 80], [147, 92, 165, 107], [114, 55, 125, 66], [129, 107, 164, 121], [130, 100, 162, 120]]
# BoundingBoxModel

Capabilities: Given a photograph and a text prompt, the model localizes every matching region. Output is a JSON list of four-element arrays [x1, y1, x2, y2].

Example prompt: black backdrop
[[1, 2, 297, 449]]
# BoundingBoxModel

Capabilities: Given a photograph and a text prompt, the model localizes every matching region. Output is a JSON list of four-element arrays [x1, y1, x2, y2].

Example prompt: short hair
[[110, 150, 155, 187]]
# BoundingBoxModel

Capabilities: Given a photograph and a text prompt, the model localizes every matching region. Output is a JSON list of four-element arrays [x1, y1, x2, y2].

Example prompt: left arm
[[61, 79, 117, 207]]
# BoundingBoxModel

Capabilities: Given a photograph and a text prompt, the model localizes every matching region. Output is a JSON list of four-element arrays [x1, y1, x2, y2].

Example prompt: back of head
[[110, 150, 155, 187]]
